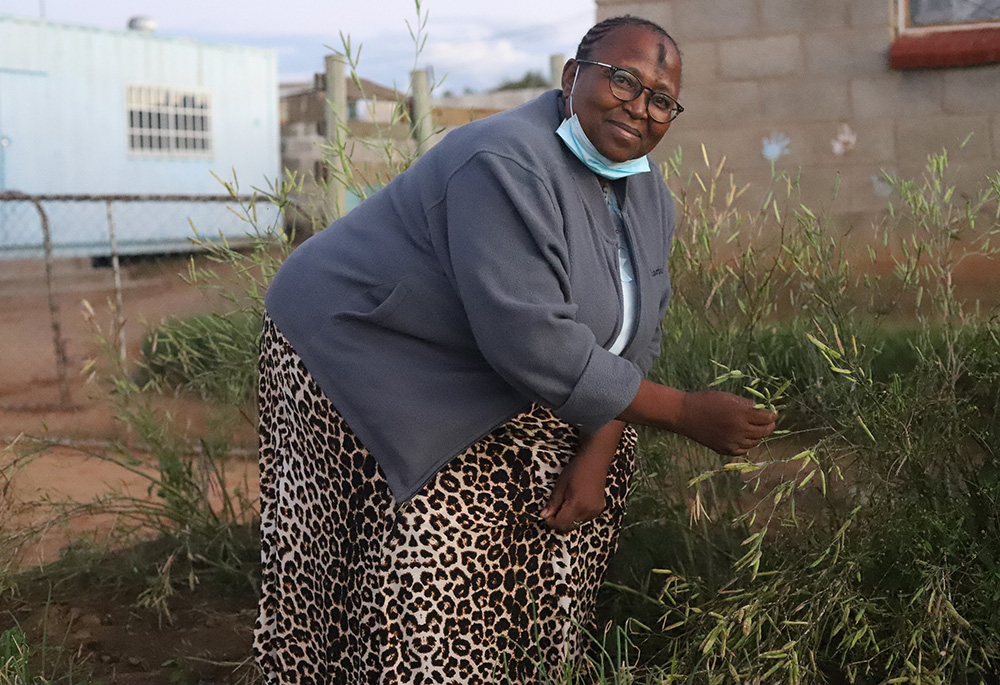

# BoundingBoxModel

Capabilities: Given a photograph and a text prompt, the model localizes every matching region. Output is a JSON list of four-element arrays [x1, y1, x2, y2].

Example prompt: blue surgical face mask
[[555, 64, 650, 180]]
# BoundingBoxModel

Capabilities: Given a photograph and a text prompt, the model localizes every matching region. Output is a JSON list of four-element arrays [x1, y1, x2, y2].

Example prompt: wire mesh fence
[[0, 193, 282, 260], [0, 192, 281, 412]]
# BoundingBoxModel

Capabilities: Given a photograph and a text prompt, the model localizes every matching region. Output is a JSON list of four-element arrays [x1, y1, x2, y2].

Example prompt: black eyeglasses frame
[[575, 59, 684, 124]]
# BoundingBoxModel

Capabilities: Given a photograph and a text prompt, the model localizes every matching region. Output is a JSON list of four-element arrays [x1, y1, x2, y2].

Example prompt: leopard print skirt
[[253, 316, 636, 684]]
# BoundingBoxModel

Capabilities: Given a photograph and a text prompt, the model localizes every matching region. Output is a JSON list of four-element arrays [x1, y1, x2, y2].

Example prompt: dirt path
[[1, 256, 258, 568], [4, 442, 258, 569]]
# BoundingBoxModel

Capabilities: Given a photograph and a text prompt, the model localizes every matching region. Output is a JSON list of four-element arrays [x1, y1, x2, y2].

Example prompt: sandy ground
[[0, 256, 236, 435], [3, 442, 258, 569], [1, 256, 258, 568]]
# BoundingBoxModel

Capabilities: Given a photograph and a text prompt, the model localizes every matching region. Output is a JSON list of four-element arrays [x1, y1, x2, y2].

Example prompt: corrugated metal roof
[[0, 13, 275, 56]]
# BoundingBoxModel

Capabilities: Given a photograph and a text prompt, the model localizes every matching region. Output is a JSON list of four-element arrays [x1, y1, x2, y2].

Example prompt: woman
[[254, 15, 776, 684]]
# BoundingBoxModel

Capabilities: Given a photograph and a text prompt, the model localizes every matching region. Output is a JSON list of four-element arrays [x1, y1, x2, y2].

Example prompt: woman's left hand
[[541, 455, 608, 534], [541, 420, 625, 534]]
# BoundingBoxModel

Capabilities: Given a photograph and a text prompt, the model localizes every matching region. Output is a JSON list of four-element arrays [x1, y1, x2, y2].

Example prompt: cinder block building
[[279, 67, 551, 225], [281, 76, 408, 191], [596, 0, 1000, 225]]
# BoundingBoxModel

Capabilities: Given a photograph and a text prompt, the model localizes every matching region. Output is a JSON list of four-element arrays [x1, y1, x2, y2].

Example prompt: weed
[[602, 147, 1000, 682], [0, 627, 29, 685]]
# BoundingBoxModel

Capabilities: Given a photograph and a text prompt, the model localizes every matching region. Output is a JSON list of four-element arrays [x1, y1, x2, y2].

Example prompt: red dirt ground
[[0, 256, 252, 437], [1, 256, 260, 684]]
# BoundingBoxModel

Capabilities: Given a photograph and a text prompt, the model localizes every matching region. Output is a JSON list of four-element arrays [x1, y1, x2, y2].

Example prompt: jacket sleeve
[[442, 150, 641, 431]]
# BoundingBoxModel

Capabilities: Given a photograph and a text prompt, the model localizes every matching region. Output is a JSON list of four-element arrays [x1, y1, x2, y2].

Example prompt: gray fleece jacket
[[265, 90, 676, 502]]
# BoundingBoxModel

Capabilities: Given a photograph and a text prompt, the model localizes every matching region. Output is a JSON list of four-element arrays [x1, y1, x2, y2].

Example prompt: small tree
[[494, 70, 549, 91]]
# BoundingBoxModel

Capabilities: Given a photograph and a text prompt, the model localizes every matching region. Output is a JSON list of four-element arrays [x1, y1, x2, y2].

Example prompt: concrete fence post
[[411, 69, 432, 156], [324, 53, 348, 219], [550, 53, 566, 90]]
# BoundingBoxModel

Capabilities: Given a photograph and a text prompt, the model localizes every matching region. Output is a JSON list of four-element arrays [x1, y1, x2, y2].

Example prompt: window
[[127, 86, 212, 157], [891, 0, 1000, 68], [904, 0, 1000, 28]]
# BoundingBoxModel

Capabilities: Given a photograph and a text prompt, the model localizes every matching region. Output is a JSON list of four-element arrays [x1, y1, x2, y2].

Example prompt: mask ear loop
[[568, 63, 580, 117]]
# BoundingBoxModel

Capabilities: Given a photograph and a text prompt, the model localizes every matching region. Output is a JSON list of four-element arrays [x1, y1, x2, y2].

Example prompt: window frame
[[126, 85, 214, 159], [896, 0, 1000, 33], [890, 0, 1000, 68]]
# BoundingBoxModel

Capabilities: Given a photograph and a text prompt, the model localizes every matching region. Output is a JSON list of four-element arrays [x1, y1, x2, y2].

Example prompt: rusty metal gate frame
[[0, 191, 280, 413]]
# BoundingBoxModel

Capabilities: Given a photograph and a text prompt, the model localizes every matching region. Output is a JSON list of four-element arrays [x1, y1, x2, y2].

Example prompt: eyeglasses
[[576, 59, 684, 124]]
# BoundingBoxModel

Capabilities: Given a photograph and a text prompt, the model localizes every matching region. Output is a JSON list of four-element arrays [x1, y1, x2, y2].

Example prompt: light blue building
[[0, 14, 280, 258]]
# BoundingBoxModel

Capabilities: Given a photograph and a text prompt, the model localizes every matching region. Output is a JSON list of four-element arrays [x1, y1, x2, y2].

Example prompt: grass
[[96, 145, 1000, 683], [0, 627, 30, 685], [589, 149, 1000, 683], [138, 310, 261, 407]]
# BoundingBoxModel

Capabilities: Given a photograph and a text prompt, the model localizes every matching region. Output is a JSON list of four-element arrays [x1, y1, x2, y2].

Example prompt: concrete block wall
[[595, 0, 1000, 225]]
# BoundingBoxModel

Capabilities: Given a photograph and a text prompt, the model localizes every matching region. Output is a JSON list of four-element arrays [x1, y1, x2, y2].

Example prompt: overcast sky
[[0, 0, 595, 93]]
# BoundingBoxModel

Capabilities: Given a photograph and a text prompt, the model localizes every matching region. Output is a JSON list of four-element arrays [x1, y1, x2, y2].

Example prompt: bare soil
[[1, 256, 259, 684], [3, 576, 258, 685]]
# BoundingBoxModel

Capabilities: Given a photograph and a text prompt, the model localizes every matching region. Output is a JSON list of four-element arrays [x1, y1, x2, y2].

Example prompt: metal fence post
[[38, 195, 72, 408], [1, 192, 77, 408], [105, 200, 126, 362]]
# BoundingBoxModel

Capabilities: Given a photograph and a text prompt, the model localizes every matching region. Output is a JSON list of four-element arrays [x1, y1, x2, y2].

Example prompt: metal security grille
[[127, 86, 213, 157]]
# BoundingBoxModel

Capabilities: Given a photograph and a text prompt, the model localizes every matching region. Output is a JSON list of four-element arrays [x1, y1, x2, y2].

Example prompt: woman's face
[[562, 25, 682, 163]]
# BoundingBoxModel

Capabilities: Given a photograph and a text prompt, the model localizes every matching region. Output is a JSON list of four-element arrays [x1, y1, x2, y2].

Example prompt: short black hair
[[575, 15, 680, 65]]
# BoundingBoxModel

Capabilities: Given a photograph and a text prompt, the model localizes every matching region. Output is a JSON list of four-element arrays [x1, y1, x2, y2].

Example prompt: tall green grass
[[131, 146, 1000, 683], [600, 147, 1000, 683]]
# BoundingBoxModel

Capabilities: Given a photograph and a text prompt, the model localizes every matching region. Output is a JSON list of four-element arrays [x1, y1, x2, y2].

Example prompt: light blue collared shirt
[[602, 184, 637, 356]]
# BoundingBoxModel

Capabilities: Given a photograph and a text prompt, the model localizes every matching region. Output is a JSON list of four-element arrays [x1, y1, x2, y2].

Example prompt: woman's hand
[[541, 455, 608, 534], [541, 420, 625, 534], [676, 390, 778, 456], [619, 380, 778, 456]]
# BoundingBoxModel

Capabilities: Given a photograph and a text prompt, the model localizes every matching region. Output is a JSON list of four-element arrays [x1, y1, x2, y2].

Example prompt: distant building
[[0, 14, 280, 258], [279, 64, 558, 228], [280, 74, 410, 211], [428, 88, 549, 142]]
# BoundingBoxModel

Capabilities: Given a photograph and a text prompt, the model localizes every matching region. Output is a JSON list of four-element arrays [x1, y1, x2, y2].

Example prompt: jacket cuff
[[555, 348, 642, 431]]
